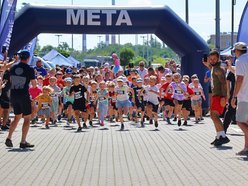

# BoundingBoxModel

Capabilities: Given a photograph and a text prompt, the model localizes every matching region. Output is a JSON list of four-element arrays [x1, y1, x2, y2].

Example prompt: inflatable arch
[[9, 5, 210, 108], [238, 1, 248, 44]]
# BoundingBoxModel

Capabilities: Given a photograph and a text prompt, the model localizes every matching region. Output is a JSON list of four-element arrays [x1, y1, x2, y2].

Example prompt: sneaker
[[201, 117, 204, 120], [77, 127, 82, 132], [210, 137, 218, 145], [5, 138, 13, 147], [149, 119, 153, 125], [58, 114, 61, 121], [83, 123, 88, 129], [120, 123, 124, 131], [236, 150, 248, 156], [45, 125, 50, 129], [177, 120, 181, 127], [166, 118, 172, 124], [89, 121, 93, 127], [100, 121, 104, 126], [214, 136, 230, 146], [1, 125, 9, 130], [173, 117, 177, 122], [20, 142, 34, 149], [31, 118, 36, 124], [183, 121, 187, 126], [140, 121, 145, 128], [155, 121, 158, 128]]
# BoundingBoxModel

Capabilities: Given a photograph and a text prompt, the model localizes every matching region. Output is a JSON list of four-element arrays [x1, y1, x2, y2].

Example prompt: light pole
[[215, 0, 220, 51], [55, 34, 62, 46], [98, 36, 103, 47], [71, 0, 74, 50], [231, 0, 236, 48], [140, 35, 145, 58], [185, 0, 189, 24]]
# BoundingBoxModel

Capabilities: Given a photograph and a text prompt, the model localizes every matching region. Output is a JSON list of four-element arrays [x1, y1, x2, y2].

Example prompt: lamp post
[[98, 36, 103, 47], [215, 0, 220, 51], [71, 0, 74, 50], [55, 34, 62, 46], [231, 0, 236, 48], [185, 0, 189, 24], [140, 35, 145, 58]]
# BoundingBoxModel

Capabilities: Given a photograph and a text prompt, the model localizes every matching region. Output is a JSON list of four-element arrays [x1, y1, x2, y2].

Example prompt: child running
[[115, 76, 132, 131], [33, 86, 53, 129], [70, 75, 88, 132], [62, 78, 74, 125], [97, 81, 109, 126], [88, 81, 98, 127]]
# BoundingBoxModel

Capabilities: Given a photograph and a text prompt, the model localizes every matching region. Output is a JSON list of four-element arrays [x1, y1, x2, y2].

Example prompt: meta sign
[[66, 9, 133, 26]]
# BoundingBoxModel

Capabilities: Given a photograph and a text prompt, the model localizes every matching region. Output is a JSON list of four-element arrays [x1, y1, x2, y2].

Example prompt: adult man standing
[[5, 50, 36, 148], [136, 61, 148, 80], [34, 59, 47, 77], [204, 50, 229, 146], [231, 42, 248, 155]]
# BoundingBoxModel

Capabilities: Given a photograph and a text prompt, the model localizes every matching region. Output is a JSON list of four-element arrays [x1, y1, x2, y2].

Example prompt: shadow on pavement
[[110, 124, 120, 127], [228, 133, 244, 137], [8, 148, 34, 152], [117, 129, 130, 132], [99, 128, 109, 130], [211, 146, 233, 150], [173, 128, 188, 132]]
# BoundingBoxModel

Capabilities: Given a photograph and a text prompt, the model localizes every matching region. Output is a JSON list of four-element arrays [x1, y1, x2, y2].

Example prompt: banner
[[23, 37, 38, 64], [0, 0, 17, 60]]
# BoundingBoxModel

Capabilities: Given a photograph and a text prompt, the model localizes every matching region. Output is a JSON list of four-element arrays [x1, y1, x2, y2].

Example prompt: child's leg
[[74, 110, 81, 128]]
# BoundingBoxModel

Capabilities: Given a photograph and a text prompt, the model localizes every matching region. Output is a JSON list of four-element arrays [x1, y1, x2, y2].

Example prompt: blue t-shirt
[[34, 66, 47, 77], [10, 62, 35, 96]]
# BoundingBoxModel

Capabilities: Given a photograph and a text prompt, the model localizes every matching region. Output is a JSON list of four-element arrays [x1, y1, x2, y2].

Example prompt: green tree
[[152, 57, 167, 65], [120, 47, 135, 67], [132, 56, 147, 67]]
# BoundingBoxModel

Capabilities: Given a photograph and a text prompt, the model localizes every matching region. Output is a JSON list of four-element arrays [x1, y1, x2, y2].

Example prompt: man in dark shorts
[[5, 50, 36, 148], [203, 50, 229, 146]]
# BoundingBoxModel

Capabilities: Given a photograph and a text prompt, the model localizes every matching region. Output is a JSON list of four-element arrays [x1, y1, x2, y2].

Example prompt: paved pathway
[[0, 117, 247, 186]]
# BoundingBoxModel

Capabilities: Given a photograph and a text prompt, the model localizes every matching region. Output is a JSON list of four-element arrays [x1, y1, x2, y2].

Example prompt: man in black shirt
[[5, 50, 36, 149]]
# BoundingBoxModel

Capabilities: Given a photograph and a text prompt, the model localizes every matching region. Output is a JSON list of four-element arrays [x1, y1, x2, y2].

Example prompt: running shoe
[[20, 142, 34, 149], [77, 126, 82, 132], [140, 121, 145, 128], [177, 120, 181, 127], [155, 121, 158, 128], [213, 136, 230, 146], [183, 121, 187, 126], [83, 123, 88, 129], [45, 125, 50, 129], [1, 125, 9, 130], [149, 119, 153, 125], [166, 118, 172, 124], [236, 150, 248, 156], [120, 123, 124, 131], [89, 121, 93, 126], [5, 138, 13, 147]]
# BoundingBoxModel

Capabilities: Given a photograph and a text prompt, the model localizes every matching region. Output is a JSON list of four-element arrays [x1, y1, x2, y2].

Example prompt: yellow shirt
[[35, 94, 52, 110]]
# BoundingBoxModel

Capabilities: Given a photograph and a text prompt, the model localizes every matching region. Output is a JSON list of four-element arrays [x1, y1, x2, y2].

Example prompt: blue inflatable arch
[[238, 1, 248, 44]]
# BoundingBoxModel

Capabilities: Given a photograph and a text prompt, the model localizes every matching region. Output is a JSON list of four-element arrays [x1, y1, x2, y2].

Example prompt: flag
[[0, 0, 17, 60], [23, 37, 38, 65]]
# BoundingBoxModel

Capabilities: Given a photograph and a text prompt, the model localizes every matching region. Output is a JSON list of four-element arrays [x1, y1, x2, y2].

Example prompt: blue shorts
[[116, 100, 131, 109]]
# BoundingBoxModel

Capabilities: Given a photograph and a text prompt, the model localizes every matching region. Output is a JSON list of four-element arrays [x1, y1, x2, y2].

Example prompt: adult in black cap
[[5, 50, 36, 149]]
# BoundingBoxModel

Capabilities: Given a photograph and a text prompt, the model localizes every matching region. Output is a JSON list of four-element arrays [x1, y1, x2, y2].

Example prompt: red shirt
[[29, 87, 42, 100], [161, 82, 173, 100], [57, 79, 65, 89], [43, 77, 50, 86], [185, 85, 194, 100]]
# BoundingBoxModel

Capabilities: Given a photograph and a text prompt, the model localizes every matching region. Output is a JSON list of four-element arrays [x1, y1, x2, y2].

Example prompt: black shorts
[[109, 102, 117, 110], [173, 99, 184, 105], [135, 101, 145, 112], [73, 102, 86, 112], [163, 99, 175, 107], [147, 102, 159, 113], [11, 95, 32, 115], [183, 100, 192, 111], [64, 101, 73, 110], [0, 93, 10, 109]]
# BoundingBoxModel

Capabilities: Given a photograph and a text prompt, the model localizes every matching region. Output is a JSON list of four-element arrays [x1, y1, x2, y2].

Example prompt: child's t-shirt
[[147, 85, 159, 105], [170, 82, 187, 101], [97, 89, 108, 104], [115, 85, 129, 101], [29, 87, 42, 100]]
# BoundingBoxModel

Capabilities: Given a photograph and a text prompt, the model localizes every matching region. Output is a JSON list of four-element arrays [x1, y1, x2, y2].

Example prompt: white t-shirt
[[137, 68, 148, 80], [147, 85, 159, 105], [115, 85, 129, 101], [235, 53, 248, 102]]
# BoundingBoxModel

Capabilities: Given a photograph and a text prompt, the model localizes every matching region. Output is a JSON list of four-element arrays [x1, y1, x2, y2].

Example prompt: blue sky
[[16, 0, 248, 50]]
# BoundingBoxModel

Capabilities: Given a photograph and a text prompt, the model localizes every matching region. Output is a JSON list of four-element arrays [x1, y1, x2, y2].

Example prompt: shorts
[[183, 100, 192, 111], [116, 100, 131, 109], [88, 102, 97, 111], [191, 98, 202, 107], [135, 100, 145, 112], [163, 98, 175, 107], [38, 108, 50, 117], [51, 97, 59, 113], [173, 99, 184, 105], [147, 102, 159, 113], [236, 102, 248, 123], [64, 101, 73, 110], [73, 102, 87, 112], [210, 96, 226, 115], [10, 95, 32, 116], [0, 93, 10, 109]]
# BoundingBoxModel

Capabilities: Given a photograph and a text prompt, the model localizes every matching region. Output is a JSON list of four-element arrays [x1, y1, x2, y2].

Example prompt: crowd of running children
[[11, 53, 207, 132], [0, 53, 208, 133]]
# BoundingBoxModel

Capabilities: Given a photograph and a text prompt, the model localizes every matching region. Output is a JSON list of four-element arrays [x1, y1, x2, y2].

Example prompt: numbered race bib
[[41, 102, 49, 109], [175, 89, 182, 94], [195, 92, 201, 96], [75, 92, 82, 99]]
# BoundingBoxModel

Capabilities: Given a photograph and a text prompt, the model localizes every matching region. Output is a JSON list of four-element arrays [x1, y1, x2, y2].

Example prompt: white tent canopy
[[67, 56, 80, 67], [43, 49, 72, 66]]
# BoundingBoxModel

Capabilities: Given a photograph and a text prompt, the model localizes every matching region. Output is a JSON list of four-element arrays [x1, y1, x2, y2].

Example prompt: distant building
[[209, 32, 238, 50]]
